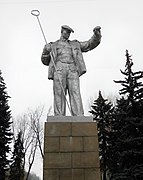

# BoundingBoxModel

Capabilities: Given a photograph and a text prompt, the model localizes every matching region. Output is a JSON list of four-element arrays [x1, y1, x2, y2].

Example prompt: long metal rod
[[31, 10, 72, 115], [37, 16, 48, 44]]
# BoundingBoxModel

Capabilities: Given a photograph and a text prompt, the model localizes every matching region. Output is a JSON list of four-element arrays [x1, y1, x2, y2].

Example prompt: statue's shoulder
[[49, 41, 57, 45], [47, 41, 54, 47], [71, 39, 78, 43], [51, 40, 60, 46], [49, 40, 59, 48], [70, 39, 80, 46]]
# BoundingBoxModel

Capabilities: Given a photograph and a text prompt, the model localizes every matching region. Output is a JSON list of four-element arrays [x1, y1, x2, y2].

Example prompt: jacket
[[41, 34, 101, 80]]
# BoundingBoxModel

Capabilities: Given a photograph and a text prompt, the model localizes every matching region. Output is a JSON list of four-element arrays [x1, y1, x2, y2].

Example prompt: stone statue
[[41, 25, 102, 116]]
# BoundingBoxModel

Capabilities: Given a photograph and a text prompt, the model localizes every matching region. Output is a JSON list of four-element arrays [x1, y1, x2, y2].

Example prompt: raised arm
[[79, 26, 102, 52]]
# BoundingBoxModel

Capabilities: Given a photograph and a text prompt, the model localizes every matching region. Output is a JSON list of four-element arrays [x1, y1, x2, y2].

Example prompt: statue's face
[[62, 29, 71, 40]]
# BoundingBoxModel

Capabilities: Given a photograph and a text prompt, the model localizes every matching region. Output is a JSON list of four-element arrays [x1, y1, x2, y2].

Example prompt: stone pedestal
[[43, 116, 101, 180]]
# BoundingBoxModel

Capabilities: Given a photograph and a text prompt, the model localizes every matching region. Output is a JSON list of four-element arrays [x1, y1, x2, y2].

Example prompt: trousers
[[53, 61, 84, 116]]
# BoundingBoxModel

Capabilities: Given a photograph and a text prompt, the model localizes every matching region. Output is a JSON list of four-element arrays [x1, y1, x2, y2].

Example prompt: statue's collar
[[59, 37, 69, 42]]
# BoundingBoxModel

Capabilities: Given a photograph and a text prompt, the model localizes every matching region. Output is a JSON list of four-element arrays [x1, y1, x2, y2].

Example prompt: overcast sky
[[0, 0, 143, 178]]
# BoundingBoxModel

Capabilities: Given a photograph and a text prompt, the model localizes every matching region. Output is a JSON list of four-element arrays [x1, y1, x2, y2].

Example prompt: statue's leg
[[53, 65, 67, 116], [67, 65, 84, 116]]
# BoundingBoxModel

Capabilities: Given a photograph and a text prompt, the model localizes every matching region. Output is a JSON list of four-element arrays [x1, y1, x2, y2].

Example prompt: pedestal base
[[43, 116, 101, 180]]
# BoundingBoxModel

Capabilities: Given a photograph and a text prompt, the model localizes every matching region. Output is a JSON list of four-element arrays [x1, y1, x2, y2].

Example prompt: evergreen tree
[[110, 50, 143, 179], [9, 131, 24, 180], [90, 91, 114, 180], [0, 70, 13, 179]]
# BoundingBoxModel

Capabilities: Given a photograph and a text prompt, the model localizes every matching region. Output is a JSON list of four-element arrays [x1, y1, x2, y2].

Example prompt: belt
[[58, 59, 75, 64]]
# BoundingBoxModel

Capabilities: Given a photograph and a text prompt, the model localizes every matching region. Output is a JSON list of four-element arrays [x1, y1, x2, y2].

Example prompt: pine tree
[[110, 50, 143, 179], [9, 131, 24, 180], [0, 70, 13, 179], [90, 91, 114, 180]]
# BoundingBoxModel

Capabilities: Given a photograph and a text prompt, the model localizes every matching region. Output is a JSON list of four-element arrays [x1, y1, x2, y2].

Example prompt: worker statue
[[41, 25, 102, 116]]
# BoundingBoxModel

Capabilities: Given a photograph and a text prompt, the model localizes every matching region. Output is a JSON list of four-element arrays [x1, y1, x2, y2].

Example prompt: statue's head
[[61, 25, 74, 40]]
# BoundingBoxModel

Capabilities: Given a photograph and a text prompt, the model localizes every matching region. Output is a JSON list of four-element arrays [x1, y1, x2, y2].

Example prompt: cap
[[61, 25, 74, 33], [93, 26, 101, 32]]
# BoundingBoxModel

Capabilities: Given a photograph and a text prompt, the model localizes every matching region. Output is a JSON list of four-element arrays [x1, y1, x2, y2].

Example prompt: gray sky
[[0, 0, 143, 178]]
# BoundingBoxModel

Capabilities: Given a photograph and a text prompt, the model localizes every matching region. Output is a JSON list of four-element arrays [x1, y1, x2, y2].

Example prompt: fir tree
[[90, 91, 114, 180], [9, 131, 24, 180], [110, 50, 143, 179], [0, 70, 13, 179]]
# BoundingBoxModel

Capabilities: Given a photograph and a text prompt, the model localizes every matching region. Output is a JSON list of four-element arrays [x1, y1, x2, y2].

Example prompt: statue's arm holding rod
[[31, 10, 73, 114]]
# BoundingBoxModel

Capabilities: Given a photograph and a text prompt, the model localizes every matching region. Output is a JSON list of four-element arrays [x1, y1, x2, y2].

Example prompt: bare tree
[[28, 107, 44, 159], [25, 133, 38, 180], [12, 106, 46, 180]]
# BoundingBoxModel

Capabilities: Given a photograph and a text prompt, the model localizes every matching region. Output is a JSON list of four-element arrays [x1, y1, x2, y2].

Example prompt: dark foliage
[[90, 91, 114, 180], [9, 131, 24, 180], [110, 50, 143, 179], [0, 70, 13, 179]]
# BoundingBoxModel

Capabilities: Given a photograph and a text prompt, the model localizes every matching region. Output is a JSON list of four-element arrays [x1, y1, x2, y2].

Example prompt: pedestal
[[43, 116, 101, 180]]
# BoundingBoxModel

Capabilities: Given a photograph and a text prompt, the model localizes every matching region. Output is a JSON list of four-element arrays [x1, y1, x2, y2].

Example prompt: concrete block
[[45, 122, 71, 137], [44, 153, 71, 168], [59, 169, 72, 180], [72, 152, 100, 168], [60, 137, 83, 152], [47, 116, 93, 122], [85, 168, 101, 180], [72, 169, 84, 180], [44, 137, 59, 152], [83, 136, 99, 152], [72, 122, 98, 136], [59, 169, 84, 180], [43, 169, 59, 180], [43, 118, 101, 180]]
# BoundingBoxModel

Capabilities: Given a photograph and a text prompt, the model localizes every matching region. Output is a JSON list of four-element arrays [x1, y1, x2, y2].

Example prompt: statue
[[41, 25, 102, 116]]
